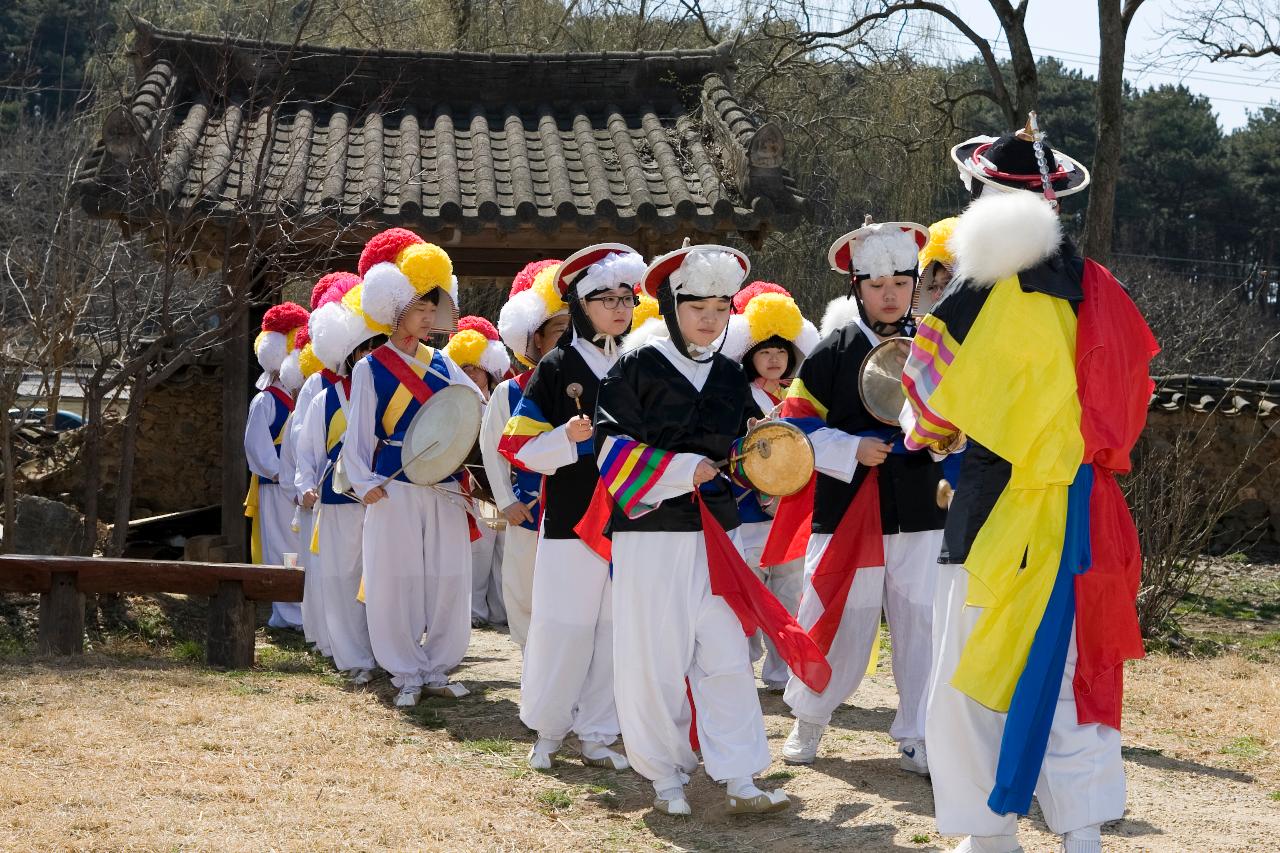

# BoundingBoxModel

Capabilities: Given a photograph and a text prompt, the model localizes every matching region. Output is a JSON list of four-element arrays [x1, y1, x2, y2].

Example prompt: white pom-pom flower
[[848, 227, 920, 280], [255, 330, 287, 374], [279, 350, 303, 393], [574, 251, 647, 299], [361, 261, 416, 327], [670, 249, 748, 298]]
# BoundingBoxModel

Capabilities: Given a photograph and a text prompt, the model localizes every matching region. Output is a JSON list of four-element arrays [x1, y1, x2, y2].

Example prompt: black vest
[[594, 345, 748, 534], [521, 344, 604, 540], [804, 324, 946, 536]]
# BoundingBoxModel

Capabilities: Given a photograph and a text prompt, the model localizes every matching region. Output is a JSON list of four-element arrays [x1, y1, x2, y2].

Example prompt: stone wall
[[1140, 408, 1280, 549], [130, 366, 223, 516]]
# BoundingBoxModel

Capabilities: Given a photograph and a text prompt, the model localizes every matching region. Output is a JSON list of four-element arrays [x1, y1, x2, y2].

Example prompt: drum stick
[[565, 383, 586, 414], [371, 440, 441, 491]]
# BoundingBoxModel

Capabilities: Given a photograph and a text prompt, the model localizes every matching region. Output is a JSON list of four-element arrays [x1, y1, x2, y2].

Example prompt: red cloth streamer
[[696, 493, 831, 693], [685, 679, 700, 753], [573, 480, 615, 563], [1071, 259, 1159, 729], [807, 468, 885, 655], [760, 473, 816, 567]]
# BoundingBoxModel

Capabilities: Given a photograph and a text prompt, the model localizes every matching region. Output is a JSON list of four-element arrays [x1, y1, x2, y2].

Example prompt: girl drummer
[[594, 245, 807, 817], [720, 281, 820, 691], [778, 220, 947, 775], [342, 228, 484, 707], [498, 243, 643, 773]]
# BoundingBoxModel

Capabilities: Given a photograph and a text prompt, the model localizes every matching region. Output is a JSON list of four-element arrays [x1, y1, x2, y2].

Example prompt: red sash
[[574, 480, 615, 562], [266, 385, 294, 412], [320, 368, 343, 387], [760, 474, 815, 567], [807, 468, 885, 655], [372, 346, 437, 404], [696, 493, 831, 693]]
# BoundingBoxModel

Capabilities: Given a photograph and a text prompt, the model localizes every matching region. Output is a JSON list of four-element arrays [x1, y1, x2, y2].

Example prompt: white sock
[[726, 777, 764, 799], [969, 835, 1022, 853], [580, 740, 618, 760], [533, 736, 561, 756], [1062, 825, 1102, 853], [656, 786, 685, 802]]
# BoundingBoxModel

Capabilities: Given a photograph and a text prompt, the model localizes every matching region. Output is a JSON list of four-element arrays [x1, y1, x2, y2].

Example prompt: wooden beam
[[36, 571, 84, 656], [0, 555, 304, 601]]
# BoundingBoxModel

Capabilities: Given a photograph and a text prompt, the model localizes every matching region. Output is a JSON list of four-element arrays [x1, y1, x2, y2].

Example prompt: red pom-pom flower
[[262, 302, 310, 333], [457, 315, 500, 340], [358, 228, 423, 276], [508, 258, 562, 298]]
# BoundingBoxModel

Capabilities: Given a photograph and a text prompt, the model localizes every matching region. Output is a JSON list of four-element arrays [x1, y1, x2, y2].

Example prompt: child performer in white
[[595, 245, 830, 817], [343, 228, 483, 707], [721, 281, 819, 691], [499, 244, 643, 773], [444, 316, 512, 629], [296, 274, 384, 685], [289, 273, 357, 657], [244, 301, 310, 631], [484, 260, 569, 651], [779, 221, 946, 776]]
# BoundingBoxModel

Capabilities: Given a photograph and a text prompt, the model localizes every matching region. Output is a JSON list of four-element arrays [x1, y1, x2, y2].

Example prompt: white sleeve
[[809, 427, 862, 483], [244, 392, 281, 480], [343, 359, 381, 499], [480, 381, 519, 510], [277, 418, 300, 503], [294, 391, 328, 496], [513, 423, 580, 475]]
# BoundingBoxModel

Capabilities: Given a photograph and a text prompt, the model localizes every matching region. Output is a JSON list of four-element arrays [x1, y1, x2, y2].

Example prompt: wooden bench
[[0, 555, 305, 669]]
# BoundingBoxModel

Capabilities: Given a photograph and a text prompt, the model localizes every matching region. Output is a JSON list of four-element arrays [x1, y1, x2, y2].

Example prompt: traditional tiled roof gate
[[76, 21, 809, 275]]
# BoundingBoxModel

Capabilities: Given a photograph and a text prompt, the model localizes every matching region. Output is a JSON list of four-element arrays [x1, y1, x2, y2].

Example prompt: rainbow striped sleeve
[[499, 395, 553, 468], [597, 434, 679, 519], [902, 313, 961, 451], [780, 377, 828, 435]]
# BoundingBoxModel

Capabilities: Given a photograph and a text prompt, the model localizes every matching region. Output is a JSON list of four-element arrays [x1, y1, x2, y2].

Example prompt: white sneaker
[[654, 787, 691, 816], [348, 669, 374, 685], [898, 739, 929, 776], [423, 682, 469, 699], [580, 741, 630, 770], [952, 836, 1024, 853], [394, 686, 421, 707], [782, 719, 826, 764], [528, 736, 561, 770], [726, 788, 790, 815]]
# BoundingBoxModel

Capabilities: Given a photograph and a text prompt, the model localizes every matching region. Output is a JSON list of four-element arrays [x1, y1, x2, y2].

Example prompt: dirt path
[[1, 627, 1278, 851]]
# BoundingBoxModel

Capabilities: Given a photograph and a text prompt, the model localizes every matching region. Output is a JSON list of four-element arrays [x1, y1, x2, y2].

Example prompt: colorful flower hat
[[498, 259, 565, 369], [444, 316, 511, 381], [355, 228, 459, 333], [722, 281, 819, 377]]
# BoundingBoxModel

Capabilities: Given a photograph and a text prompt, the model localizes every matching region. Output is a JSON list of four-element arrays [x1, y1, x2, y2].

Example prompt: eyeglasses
[[584, 294, 640, 311]]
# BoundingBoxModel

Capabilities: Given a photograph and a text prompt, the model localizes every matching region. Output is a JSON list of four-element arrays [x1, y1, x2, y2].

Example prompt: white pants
[[500, 525, 538, 649], [471, 523, 507, 624], [361, 481, 472, 689], [927, 562, 1126, 836], [612, 530, 771, 793], [519, 535, 617, 743], [260, 483, 304, 630], [315, 501, 376, 673], [785, 529, 943, 743], [738, 521, 805, 688], [297, 506, 330, 653]]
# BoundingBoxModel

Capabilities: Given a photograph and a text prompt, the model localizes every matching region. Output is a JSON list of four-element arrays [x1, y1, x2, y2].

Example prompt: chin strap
[[591, 332, 620, 358]]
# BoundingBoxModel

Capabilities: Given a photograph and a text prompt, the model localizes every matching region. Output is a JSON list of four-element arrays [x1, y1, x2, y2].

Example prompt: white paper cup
[[282, 552, 299, 569]]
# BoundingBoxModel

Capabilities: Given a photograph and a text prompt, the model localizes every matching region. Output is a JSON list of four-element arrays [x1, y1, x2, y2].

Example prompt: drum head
[[402, 384, 484, 485], [738, 420, 814, 497], [859, 337, 911, 426]]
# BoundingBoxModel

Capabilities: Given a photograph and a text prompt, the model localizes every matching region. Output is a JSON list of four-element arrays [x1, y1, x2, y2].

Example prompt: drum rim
[[401, 384, 484, 486], [737, 419, 814, 497]]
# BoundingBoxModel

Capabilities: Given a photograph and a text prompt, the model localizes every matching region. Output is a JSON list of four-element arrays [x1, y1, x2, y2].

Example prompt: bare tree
[[1166, 0, 1280, 64]]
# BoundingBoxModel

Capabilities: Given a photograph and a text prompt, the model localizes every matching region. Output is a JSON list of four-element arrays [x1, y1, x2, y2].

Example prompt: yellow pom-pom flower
[[343, 283, 392, 335], [920, 216, 958, 271], [443, 328, 489, 368], [633, 291, 661, 328], [253, 330, 268, 355], [744, 291, 802, 345], [531, 263, 566, 315], [298, 343, 323, 378], [396, 242, 453, 293]]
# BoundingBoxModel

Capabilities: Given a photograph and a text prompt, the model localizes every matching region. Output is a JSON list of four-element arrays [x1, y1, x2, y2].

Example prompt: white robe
[[246, 383, 303, 630], [482, 376, 537, 648], [926, 563, 1126, 837], [513, 337, 620, 744], [284, 372, 326, 651], [345, 345, 482, 689], [606, 337, 772, 793]]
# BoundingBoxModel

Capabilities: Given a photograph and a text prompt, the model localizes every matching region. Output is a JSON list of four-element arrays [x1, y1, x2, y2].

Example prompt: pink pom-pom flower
[[732, 280, 790, 313], [509, 258, 562, 298]]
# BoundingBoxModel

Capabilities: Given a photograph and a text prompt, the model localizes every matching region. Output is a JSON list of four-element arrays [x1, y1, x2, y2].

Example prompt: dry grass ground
[[2, 615, 1279, 852]]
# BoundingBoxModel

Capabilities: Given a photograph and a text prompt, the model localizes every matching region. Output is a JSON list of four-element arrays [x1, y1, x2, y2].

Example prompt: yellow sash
[[925, 276, 1083, 712]]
